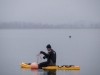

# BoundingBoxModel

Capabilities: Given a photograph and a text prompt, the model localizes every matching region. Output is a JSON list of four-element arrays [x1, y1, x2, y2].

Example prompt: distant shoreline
[[0, 27, 100, 29], [0, 22, 100, 29]]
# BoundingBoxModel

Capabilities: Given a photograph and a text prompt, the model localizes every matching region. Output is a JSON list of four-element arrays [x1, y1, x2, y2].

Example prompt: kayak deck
[[20, 62, 80, 70], [21, 62, 31, 68], [42, 66, 80, 70]]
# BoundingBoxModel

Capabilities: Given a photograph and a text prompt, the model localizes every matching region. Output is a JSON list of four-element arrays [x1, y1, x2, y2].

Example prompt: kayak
[[20, 62, 80, 70], [42, 66, 80, 70], [21, 62, 31, 68]]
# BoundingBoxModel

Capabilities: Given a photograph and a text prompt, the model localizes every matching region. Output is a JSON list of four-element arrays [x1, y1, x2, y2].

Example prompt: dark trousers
[[38, 62, 49, 69]]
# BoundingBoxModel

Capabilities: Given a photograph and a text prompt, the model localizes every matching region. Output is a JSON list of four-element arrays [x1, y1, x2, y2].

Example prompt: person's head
[[46, 44, 51, 51]]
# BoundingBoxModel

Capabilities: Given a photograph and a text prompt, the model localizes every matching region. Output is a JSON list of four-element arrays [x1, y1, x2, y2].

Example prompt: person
[[38, 44, 56, 69]]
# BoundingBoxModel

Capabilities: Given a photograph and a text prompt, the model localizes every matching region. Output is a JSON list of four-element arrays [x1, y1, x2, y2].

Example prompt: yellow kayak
[[21, 62, 31, 68], [20, 62, 80, 70]]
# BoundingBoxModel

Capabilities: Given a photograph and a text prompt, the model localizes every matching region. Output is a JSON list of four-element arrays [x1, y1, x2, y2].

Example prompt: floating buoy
[[31, 62, 38, 69], [69, 36, 71, 38]]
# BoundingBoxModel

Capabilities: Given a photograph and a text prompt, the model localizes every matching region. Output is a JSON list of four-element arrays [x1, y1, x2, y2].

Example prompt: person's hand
[[43, 56, 46, 59], [40, 51, 43, 54]]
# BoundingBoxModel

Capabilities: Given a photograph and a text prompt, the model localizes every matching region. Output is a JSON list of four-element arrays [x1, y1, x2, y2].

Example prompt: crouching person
[[38, 44, 56, 69]]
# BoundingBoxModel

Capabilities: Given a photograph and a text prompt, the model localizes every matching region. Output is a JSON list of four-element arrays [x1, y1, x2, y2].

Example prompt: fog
[[0, 0, 100, 25]]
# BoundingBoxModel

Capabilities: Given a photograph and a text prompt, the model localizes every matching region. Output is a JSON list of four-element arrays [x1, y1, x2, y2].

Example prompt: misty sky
[[0, 0, 100, 24]]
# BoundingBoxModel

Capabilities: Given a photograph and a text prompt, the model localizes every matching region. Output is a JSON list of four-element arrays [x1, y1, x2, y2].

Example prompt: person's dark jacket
[[40, 49, 56, 65]]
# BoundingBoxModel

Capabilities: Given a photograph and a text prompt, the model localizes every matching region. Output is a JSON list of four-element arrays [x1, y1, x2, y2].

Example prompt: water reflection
[[56, 70, 80, 75], [21, 68, 80, 75], [69, 70, 80, 75], [21, 68, 56, 75], [21, 68, 38, 75], [43, 70, 56, 75]]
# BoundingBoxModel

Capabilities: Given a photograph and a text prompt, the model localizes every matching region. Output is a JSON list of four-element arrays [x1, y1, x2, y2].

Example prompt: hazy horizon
[[0, 22, 100, 29], [0, 0, 100, 25]]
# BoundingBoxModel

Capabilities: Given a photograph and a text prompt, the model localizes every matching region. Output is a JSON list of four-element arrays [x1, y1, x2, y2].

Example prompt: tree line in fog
[[0, 22, 100, 29]]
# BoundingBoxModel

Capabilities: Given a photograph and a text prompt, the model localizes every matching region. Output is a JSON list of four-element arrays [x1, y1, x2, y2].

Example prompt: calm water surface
[[0, 29, 100, 75]]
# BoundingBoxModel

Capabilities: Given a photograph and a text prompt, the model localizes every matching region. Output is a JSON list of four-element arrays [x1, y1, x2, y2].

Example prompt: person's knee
[[38, 62, 49, 69]]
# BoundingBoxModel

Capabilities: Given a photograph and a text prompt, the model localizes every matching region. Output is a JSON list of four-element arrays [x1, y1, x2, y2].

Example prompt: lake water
[[0, 29, 100, 75]]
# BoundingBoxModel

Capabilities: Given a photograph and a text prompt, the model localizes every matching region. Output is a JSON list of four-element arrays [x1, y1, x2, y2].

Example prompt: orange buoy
[[31, 62, 38, 69]]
